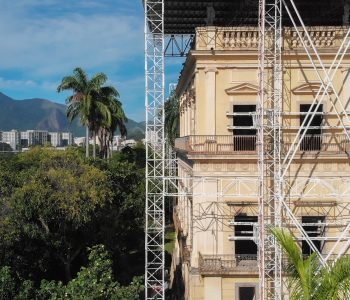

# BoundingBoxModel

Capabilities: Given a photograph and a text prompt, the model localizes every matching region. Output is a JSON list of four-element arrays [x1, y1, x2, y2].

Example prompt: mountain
[[0, 92, 145, 139]]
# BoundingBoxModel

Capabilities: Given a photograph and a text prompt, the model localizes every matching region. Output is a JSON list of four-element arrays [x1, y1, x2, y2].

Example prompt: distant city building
[[48, 132, 62, 147], [0, 129, 73, 151], [20, 131, 29, 148], [62, 132, 73, 146], [1, 130, 20, 151], [21, 130, 48, 147], [122, 139, 137, 148], [74, 137, 86, 146]]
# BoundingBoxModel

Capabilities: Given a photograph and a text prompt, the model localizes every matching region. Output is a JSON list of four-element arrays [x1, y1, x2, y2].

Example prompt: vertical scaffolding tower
[[258, 0, 283, 298], [145, 1, 350, 299], [144, 1, 165, 299]]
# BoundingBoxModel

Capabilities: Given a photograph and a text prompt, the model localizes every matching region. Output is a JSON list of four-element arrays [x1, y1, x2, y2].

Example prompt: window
[[234, 215, 258, 257], [239, 287, 256, 300], [300, 104, 323, 151], [233, 105, 256, 151], [235, 284, 259, 300], [302, 216, 325, 255]]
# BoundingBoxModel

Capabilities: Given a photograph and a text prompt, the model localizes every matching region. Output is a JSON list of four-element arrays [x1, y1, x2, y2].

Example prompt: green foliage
[[0, 266, 35, 300], [0, 266, 16, 300], [0, 142, 13, 152], [37, 245, 143, 300], [272, 228, 350, 300], [0, 246, 143, 300], [164, 227, 175, 256], [164, 91, 180, 146], [0, 148, 113, 281], [0, 147, 146, 298]]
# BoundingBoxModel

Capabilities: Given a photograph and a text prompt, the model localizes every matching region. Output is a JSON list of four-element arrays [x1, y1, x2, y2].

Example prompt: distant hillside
[[0, 92, 145, 139]]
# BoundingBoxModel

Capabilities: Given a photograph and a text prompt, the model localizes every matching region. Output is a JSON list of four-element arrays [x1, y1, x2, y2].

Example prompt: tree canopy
[[0, 146, 146, 299]]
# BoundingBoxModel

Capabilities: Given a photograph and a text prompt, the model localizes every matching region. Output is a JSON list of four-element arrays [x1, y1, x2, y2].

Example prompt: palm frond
[[100, 86, 119, 98], [57, 76, 79, 93], [89, 72, 108, 90], [73, 67, 88, 87], [271, 228, 314, 300], [316, 256, 350, 300]]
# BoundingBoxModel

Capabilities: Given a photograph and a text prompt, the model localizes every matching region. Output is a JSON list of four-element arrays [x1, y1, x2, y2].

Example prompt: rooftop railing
[[174, 133, 349, 155], [195, 26, 347, 51]]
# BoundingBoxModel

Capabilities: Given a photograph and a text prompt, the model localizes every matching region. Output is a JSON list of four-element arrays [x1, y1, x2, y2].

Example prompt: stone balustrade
[[195, 26, 348, 51], [198, 253, 258, 275]]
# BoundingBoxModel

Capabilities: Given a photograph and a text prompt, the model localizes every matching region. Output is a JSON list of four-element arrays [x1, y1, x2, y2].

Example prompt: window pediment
[[292, 83, 333, 95], [225, 83, 259, 95]]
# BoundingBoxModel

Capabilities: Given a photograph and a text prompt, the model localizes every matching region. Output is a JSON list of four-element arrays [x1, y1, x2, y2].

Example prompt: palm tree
[[271, 228, 350, 300], [89, 87, 115, 158], [57, 67, 109, 158], [164, 91, 180, 147], [96, 87, 127, 159]]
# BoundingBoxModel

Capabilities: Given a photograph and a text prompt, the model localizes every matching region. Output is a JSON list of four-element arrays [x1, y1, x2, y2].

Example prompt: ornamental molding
[[292, 83, 334, 95], [225, 83, 259, 95]]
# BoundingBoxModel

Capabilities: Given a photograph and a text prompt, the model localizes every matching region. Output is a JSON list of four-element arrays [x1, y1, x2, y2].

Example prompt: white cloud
[[0, 1, 154, 121], [0, 77, 38, 89], [0, 2, 144, 77]]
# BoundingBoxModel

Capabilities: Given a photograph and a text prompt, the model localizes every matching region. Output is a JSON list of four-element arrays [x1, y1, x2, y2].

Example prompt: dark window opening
[[300, 104, 323, 151], [302, 216, 325, 256], [21, 139, 28, 148], [233, 105, 256, 151], [239, 286, 256, 300], [234, 215, 258, 257]]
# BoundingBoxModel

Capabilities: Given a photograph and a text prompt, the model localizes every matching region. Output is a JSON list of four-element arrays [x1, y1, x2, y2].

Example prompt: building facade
[[61, 132, 73, 147], [48, 132, 62, 147], [0, 130, 73, 151], [171, 26, 350, 300], [21, 130, 48, 147], [1, 130, 20, 151]]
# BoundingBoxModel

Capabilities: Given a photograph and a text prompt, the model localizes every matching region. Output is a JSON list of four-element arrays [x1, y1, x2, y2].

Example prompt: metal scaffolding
[[144, 0, 165, 299], [258, 0, 350, 298], [257, 0, 283, 298], [145, 0, 350, 299]]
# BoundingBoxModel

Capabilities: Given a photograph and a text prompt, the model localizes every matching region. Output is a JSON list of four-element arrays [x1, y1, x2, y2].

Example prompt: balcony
[[198, 253, 258, 275], [174, 133, 349, 156], [198, 253, 347, 276]]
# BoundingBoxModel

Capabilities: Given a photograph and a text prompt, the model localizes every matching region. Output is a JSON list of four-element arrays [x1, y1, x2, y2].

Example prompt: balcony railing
[[174, 134, 349, 155], [198, 253, 258, 275], [284, 133, 349, 153], [198, 253, 349, 276]]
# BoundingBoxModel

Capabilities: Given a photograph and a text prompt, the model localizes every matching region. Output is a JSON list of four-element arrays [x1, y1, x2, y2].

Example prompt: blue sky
[[0, 0, 184, 121]]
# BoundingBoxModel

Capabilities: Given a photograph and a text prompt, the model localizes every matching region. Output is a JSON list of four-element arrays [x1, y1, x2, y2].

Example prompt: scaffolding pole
[[144, 1, 165, 299], [258, 0, 283, 299]]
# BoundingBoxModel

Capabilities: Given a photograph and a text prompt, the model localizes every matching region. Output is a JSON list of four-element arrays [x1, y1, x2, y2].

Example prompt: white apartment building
[[62, 132, 73, 146], [0, 130, 73, 151], [1, 130, 20, 151], [21, 130, 48, 147], [48, 132, 62, 147]]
